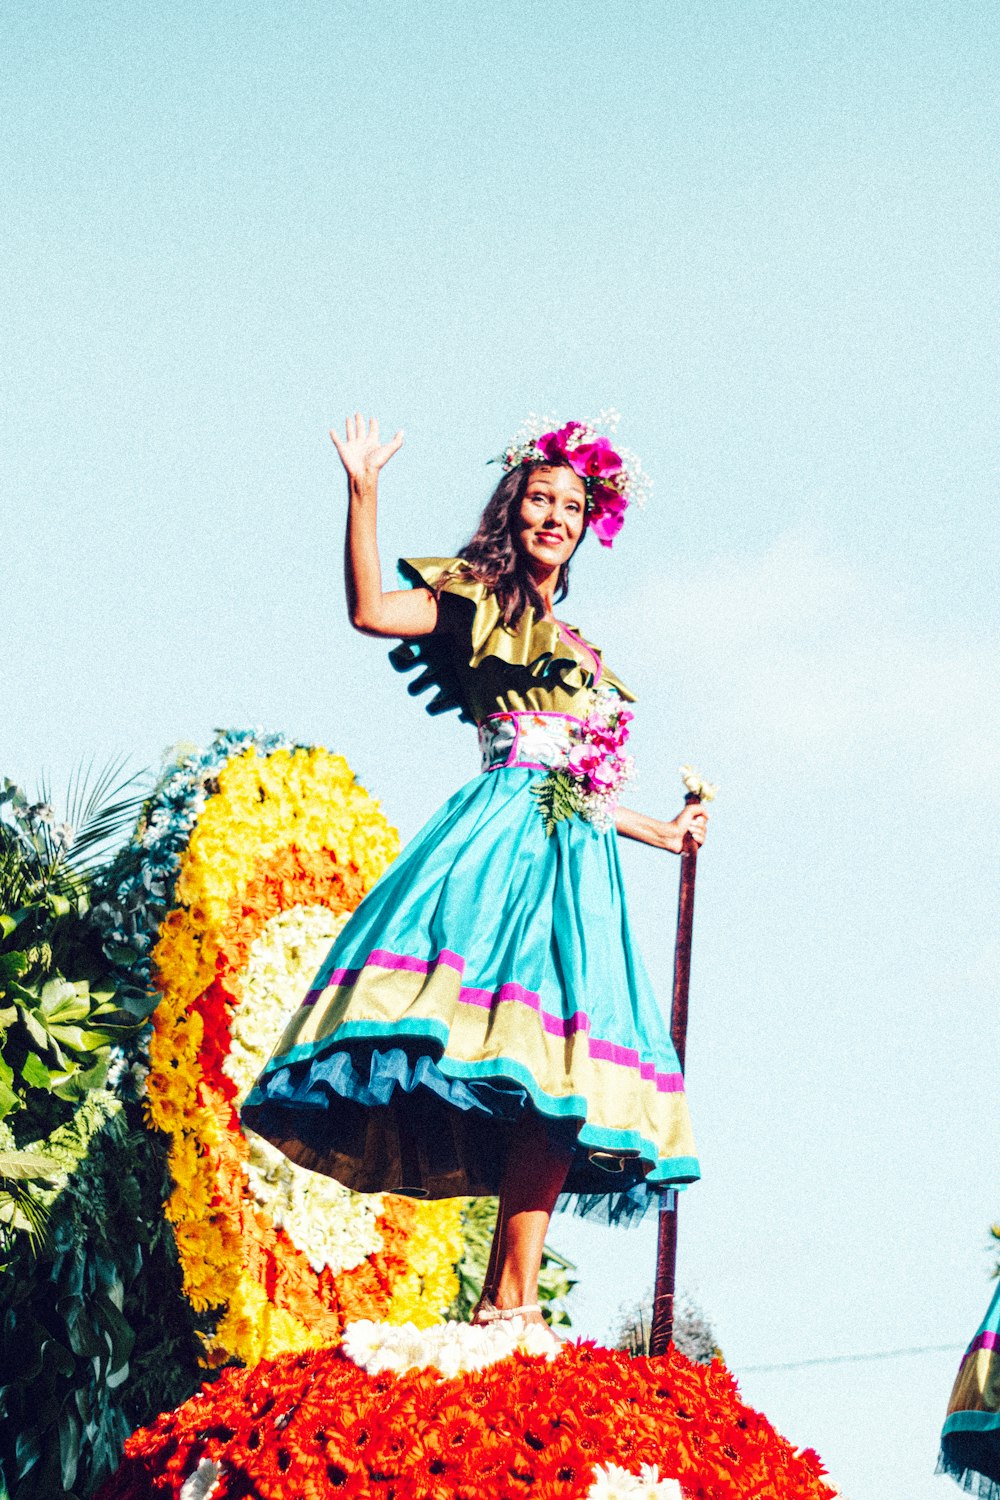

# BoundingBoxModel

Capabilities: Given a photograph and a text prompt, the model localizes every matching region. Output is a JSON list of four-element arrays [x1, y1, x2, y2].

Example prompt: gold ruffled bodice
[[389, 556, 635, 725]]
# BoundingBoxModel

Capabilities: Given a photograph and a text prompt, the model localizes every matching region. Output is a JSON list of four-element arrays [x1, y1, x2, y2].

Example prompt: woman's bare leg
[[478, 1115, 573, 1322]]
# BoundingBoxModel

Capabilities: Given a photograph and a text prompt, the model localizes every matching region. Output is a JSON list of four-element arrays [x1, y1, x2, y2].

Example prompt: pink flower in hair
[[492, 413, 652, 550], [589, 505, 627, 548], [568, 436, 623, 482], [536, 422, 585, 464]]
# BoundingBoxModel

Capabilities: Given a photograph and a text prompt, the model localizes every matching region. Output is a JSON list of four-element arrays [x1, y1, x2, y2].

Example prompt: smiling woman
[[240, 411, 709, 1343]]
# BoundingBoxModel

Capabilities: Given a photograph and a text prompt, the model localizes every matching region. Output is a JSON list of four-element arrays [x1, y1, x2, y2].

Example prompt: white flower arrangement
[[587, 1462, 683, 1498], [224, 903, 386, 1276], [341, 1316, 561, 1379]]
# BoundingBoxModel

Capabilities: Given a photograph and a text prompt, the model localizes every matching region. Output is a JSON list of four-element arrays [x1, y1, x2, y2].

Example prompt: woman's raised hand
[[329, 412, 404, 486]]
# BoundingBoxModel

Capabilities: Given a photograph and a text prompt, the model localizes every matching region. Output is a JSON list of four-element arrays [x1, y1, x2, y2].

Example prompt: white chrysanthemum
[[341, 1317, 561, 1377], [637, 1464, 683, 1497], [586, 1463, 644, 1498], [226, 904, 385, 1275], [585, 1462, 683, 1498], [224, 903, 349, 1104], [179, 1459, 222, 1500]]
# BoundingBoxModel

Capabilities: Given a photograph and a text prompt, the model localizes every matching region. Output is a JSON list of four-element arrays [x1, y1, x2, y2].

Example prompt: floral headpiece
[[491, 411, 651, 548]]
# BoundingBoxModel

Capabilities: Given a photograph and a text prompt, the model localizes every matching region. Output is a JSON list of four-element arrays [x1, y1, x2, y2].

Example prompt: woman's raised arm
[[331, 412, 440, 639]]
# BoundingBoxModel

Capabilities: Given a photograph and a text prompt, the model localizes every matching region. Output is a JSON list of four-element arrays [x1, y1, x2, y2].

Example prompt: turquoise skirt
[[939, 1279, 1000, 1497], [241, 766, 700, 1219]]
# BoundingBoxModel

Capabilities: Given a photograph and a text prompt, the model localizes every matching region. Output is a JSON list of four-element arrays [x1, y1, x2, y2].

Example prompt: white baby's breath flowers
[[679, 765, 718, 803], [616, 445, 652, 506], [342, 1317, 560, 1378]]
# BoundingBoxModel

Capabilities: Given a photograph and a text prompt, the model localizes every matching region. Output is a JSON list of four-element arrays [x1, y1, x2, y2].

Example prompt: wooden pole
[[649, 794, 700, 1357]]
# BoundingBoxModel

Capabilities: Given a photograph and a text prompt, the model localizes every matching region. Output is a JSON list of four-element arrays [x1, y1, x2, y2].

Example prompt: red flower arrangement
[[98, 1342, 836, 1500]]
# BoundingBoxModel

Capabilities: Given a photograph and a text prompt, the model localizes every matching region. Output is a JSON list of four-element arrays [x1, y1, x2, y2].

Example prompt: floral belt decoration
[[479, 688, 635, 834]]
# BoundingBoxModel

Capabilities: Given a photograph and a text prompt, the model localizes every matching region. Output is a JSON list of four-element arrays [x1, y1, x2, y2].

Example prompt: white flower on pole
[[679, 764, 718, 803]]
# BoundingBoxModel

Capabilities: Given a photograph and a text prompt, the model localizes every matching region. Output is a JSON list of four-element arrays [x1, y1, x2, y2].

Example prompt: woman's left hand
[[664, 800, 709, 854], [614, 801, 709, 853]]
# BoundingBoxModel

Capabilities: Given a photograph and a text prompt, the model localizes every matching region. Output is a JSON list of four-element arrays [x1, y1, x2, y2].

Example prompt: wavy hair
[[453, 461, 585, 628]]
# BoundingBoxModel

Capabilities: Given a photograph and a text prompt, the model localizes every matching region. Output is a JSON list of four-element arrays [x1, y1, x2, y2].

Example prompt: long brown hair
[[454, 461, 584, 627]]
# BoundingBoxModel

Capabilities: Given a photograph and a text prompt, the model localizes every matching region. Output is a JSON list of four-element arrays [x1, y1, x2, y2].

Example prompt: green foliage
[[0, 767, 205, 1499], [530, 771, 581, 836], [0, 1094, 204, 1500], [0, 774, 150, 1149], [0, 1138, 62, 1252], [448, 1197, 577, 1329]]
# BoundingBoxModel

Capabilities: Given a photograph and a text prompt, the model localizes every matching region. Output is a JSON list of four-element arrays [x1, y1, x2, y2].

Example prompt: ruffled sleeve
[[387, 558, 488, 721], [388, 556, 635, 722]]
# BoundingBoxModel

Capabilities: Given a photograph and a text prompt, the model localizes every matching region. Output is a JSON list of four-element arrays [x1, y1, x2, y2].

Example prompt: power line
[[735, 1342, 963, 1374]]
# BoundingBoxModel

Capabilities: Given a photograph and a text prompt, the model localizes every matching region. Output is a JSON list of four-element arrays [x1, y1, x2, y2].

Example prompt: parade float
[[2, 734, 836, 1499]]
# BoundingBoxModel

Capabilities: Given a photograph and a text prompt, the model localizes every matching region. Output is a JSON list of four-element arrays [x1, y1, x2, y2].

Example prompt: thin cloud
[[627, 532, 1000, 794]]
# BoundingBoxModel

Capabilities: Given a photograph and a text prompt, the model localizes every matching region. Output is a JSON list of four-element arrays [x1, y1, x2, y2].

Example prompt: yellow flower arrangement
[[141, 738, 461, 1363]]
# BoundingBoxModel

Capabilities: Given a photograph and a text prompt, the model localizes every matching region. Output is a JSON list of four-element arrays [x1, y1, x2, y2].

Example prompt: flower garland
[[98, 1341, 838, 1500], [492, 412, 652, 547], [342, 1317, 560, 1378], [129, 732, 463, 1364]]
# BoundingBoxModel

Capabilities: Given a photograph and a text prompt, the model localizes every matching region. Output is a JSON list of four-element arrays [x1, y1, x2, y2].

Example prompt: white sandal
[[471, 1296, 542, 1325]]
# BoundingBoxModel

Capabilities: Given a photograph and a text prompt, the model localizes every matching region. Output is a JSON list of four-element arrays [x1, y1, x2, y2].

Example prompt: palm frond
[[15, 760, 150, 895], [0, 1146, 61, 1256], [0, 1184, 52, 1248]]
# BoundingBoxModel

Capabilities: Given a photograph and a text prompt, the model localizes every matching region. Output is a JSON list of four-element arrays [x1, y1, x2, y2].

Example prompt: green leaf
[[18, 1006, 55, 1054], [530, 771, 581, 836], [0, 951, 29, 983], [20, 1052, 52, 1089], [0, 905, 39, 937], [39, 978, 91, 1024], [0, 1148, 60, 1181], [0, 1073, 20, 1118], [39, 1334, 75, 1379], [44, 1022, 107, 1053], [58, 1405, 81, 1489], [59, 1294, 102, 1359]]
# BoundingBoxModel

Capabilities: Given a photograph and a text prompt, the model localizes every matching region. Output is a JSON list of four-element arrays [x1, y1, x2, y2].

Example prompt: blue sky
[[3, 3, 998, 1495]]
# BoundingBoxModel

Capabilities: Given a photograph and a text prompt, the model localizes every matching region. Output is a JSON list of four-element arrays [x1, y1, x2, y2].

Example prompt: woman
[[242, 412, 708, 1335], [939, 1277, 1000, 1497]]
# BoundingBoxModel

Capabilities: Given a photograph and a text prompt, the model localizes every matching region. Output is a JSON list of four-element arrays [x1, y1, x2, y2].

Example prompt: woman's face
[[516, 465, 587, 575]]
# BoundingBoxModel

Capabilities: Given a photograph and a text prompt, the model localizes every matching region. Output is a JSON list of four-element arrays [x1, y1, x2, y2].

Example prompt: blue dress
[[241, 559, 699, 1219]]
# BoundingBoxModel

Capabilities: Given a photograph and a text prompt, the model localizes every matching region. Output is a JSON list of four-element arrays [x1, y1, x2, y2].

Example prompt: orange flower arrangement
[[98, 1341, 837, 1500]]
